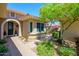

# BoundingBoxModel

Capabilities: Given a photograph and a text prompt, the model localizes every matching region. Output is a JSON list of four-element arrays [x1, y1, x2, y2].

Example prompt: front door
[[8, 22, 13, 35]]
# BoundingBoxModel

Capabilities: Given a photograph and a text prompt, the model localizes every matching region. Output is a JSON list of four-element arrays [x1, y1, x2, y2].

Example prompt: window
[[37, 23, 44, 32], [8, 22, 13, 30], [37, 23, 40, 32], [41, 23, 44, 31], [30, 22, 33, 32], [10, 12, 15, 17]]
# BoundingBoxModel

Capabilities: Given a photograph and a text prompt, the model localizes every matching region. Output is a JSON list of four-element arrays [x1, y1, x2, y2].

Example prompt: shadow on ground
[[6, 37, 22, 56]]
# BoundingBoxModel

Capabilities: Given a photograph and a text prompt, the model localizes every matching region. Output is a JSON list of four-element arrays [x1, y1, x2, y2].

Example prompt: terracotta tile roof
[[7, 9, 27, 16], [20, 14, 39, 21], [7, 9, 39, 21]]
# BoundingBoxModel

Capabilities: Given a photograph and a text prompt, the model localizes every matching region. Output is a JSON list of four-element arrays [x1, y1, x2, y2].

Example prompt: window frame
[[37, 23, 44, 32], [29, 22, 33, 32]]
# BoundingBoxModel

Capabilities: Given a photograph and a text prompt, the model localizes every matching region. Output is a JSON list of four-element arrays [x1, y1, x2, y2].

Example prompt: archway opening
[[1, 19, 22, 39]]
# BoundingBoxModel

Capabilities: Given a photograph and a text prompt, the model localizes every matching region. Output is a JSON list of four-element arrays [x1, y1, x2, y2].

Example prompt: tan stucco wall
[[0, 4, 7, 18], [0, 3, 45, 40], [63, 21, 79, 40], [29, 19, 38, 33], [22, 19, 39, 39], [0, 18, 6, 38], [22, 21, 29, 39], [63, 20, 79, 48]]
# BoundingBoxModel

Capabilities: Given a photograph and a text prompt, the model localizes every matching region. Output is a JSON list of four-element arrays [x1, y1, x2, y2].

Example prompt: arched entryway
[[1, 19, 22, 39]]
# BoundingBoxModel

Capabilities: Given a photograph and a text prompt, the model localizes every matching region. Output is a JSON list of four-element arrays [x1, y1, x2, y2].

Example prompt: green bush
[[37, 40, 54, 56], [52, 31, 60, 39], [0, 39, 7, 44], [0, 44, 8, 53], [58, 46, 76, 56]]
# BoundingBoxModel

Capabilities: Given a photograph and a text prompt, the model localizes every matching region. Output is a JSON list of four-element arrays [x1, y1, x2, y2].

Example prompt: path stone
[[9, 36, 37, 56]]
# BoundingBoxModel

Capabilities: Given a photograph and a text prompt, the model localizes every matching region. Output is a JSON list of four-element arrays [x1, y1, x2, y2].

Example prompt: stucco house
[[1, 3, 79, 48], [57, 18, 79, 48], [0, 4, 46, 40]]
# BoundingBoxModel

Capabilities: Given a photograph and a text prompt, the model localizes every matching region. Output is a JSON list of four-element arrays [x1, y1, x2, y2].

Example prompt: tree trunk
[[60, 20, 78, 45]]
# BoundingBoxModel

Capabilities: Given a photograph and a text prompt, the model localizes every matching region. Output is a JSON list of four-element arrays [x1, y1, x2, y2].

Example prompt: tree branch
[[62, 20, 69, 27], [63, 20, 77, 32]]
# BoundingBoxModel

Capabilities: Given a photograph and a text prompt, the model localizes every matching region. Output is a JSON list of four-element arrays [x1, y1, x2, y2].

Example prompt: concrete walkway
[[7, 36, 38, 56], [7, 37, 22, 56]]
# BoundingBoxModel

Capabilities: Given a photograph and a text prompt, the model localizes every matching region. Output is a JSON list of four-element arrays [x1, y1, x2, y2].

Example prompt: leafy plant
[[0, 44, 8, 53], [52, 31, 60, 39], [37, 40, 54, 56], [40, 4, 79, 44], [58, 46, 76, 56], [0, 39, 7, 44]]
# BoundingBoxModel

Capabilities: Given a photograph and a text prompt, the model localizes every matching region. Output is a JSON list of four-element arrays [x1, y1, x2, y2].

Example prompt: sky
[[7, 3, 45, 16]]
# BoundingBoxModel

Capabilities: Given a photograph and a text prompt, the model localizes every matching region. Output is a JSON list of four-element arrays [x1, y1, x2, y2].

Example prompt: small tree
[[40, 3, 79, 44]]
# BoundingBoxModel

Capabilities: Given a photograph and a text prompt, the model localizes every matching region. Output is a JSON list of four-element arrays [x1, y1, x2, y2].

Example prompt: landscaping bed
[[36, 39, 77, 56], [36, 40, 54, 56], [57, 46, 76, 56], [0, 39, 8, 56]]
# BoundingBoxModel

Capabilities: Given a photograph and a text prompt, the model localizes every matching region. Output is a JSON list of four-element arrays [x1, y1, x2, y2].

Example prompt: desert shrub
[[37, 40, 54, 56], [0, 44, 8, 53], [58, 46, 76, 56]]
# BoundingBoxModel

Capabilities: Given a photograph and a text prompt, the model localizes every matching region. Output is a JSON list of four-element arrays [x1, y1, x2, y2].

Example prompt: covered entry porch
[[1, 19, 22, 39]]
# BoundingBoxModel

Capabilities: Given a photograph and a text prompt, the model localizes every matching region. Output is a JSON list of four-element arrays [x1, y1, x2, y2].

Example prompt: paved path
[[7, 36, 38, 56], [7, 37, 22, 56]]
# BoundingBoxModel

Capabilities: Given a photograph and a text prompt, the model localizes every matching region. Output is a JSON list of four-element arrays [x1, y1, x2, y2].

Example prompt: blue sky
[[7, 3, 45, 16]]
